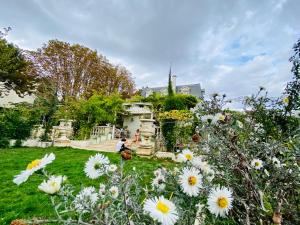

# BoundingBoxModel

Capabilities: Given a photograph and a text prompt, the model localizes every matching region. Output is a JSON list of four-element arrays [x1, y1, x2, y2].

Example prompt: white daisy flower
[[282, 96, 289, 106], [152, 175, 166, 191], [207, 187, 233, 217], [272, 157, 281, 168], [13, 153, 55, 185], [251, 159, 263, 170], [108, 164, 117, 172], [84, 154, 110, 179], [143, 196, 178, 225], [177, 149, 194, 162], [73, 187, 98, 213], [179, 167, 202, 196], [109, 186, 119, 199], [38, 175, 66, 194]]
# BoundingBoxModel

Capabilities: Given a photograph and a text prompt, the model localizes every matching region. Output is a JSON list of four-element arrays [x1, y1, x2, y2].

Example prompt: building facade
[[122, 102, 153, 138], [141, 75, 205, 98]]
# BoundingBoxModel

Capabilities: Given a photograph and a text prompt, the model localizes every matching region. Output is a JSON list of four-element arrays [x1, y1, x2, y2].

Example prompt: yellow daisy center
[[219, 115, 225, 121], [27, 159, 41, 170], [50, 181, 58, 187], [156, 201, 170, 214], [255, 162, 260, 167], [217, 197, 229, 209], [283, 97, 289, 104], [185, 154, 192, 160], [188, 176, 197, 186]]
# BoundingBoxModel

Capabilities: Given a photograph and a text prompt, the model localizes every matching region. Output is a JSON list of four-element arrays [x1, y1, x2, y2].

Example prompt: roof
[[142, 83, 205, 98]]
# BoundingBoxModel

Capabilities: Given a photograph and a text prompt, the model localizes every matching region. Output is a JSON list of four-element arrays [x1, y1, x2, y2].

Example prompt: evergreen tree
[[167, 67, 174, 96]]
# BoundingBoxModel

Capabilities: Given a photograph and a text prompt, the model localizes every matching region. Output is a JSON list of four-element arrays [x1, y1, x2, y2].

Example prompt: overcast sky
[[1, 0, 300, 101]]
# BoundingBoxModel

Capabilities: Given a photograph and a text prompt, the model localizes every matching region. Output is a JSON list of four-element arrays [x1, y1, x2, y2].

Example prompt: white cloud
[[0, 0, 299, 100]]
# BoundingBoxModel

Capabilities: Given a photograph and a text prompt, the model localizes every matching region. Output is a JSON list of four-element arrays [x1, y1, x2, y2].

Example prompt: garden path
[[70, 139, 139, 153]]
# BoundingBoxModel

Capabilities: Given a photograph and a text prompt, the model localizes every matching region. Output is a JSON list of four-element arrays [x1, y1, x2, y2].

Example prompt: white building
[[141, 74, 205, 98], [0, 88, 35, 107], [122, 102, 153, 138]]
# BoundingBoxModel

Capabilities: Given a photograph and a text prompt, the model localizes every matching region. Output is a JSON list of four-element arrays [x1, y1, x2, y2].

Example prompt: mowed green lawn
[[0, 147, 173, 225]]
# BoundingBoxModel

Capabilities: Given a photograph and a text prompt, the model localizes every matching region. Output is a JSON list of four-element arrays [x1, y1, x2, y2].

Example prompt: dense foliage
[[191, 91, 300, 224], [161, 94, 198, 151], [0, 104, 41, 147], [29, 40, 135, 100], [0, 37, 36, 97], [54, 93, 123, 139]]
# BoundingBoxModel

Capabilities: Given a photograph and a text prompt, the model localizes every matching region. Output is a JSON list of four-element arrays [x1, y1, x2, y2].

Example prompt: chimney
[[171, 75, 177, 93]]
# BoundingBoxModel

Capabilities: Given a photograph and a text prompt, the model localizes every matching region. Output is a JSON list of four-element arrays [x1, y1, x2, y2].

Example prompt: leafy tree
[[141, 92, 166, 113], [55, 93, 123, 139], [0, 37, 36, 97], [30, 40, 135, 100], [285, 38, 300, 111], [0, 27, 11, 38], [33, 78, 60, 141]]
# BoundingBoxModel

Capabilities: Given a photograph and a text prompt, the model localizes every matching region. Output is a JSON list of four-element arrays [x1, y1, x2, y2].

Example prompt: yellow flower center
[[219, 115, 225, 121], [156, 201, 170, 214], [185, 154, 192, 161], [217, 197, 229, 209], [50, 181, 58, 187], [27, 159, 41, 170], [188, 176, 197, 186], [283, 97, 289, 104], [255, 162, 260, 167]]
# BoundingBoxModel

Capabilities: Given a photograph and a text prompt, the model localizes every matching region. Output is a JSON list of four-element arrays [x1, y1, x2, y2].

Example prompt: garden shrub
[[0, 104, 40, 148], [163, 95, 186, 111], [177, 94, 198, 109], [54, 93, 123, 139], [161, 95, 198, 151]]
